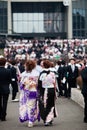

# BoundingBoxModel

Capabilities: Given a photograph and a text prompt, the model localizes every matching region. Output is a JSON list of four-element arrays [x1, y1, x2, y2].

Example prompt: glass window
[[28, 13, 33, 21], [44, 21, 48, 32], [13, 21, 18, 33], [48, 21, 52, 32], [73, 22, 77, 29], [48, 13, 54, 20], [17, 21, 23, 33], [72, 0, 87, 38], [38, 13, 44, 21], [73, 9, 77, 15], [0, 1, 7, 33], [77, 30, 81, 36], [82, 9, 85, 17], [3, 8, 7, 15], [38, 21, 45, 32], [33, 21, 39, 32], [73, 30, 76, 37], [13, 13, 18, 21], [57, 13, 62, 20], [33, 13, 38, 20], [60, 21, 64, 32], [3, 16, 7, 29], [82, 30, 85, 36], [12, 2, 65, 34], [17, 13, 22, 21], [28, 21, 33, 32], [44, 13, 48, 20], [0, 9, 3, 14], [54, 13, 60, 21], [22, 21, 28, 33], [23, 13, 28, 21], [56, 20, 60, 32]]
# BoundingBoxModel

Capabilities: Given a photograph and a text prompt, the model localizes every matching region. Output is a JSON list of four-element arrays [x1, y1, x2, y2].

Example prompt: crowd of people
[[0, 37, 87, 127], [4, 38, 87, 61]]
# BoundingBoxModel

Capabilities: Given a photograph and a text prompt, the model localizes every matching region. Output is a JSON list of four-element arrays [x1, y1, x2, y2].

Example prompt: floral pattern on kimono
[[19, 75, 40, 123]]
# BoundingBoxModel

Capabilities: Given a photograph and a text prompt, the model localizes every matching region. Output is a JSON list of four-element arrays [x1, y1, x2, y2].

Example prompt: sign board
[[63, 0, 70, 6]]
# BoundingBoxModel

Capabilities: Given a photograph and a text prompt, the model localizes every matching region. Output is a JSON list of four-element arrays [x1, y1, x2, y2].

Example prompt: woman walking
[[38, 59, 58, 126], [19, 60, 40, 127]]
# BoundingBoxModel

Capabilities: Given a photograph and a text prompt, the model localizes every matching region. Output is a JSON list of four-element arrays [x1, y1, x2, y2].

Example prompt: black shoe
[[1, 117, 6, 121], [84, 118, 87, 123], [49, 120, 53, 125], [44, 120, 53, 126], [44, 122, 50, 126]]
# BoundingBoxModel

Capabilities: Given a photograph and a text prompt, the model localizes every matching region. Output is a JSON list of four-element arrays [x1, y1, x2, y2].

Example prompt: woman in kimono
[[19, 60, 40, 127], [38, 59, 58, 126]]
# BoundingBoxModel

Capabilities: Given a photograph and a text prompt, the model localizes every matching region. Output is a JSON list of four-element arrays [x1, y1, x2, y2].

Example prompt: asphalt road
[[0, 95, 87, 130]]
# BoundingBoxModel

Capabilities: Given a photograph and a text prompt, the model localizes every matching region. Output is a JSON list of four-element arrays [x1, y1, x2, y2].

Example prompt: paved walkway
[[0, 95, 87, 130]]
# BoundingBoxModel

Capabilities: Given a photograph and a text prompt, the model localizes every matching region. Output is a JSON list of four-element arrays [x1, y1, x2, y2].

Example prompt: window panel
[[73, 30, 77, 37], [54, 13, 59, 21], [38, 13, 43, 21], [3, 8, 7, 15], [38, 21, 45, 32], [59, 21, 64, 32], [33, 13, 38, 20], [13, 13, 18, 21], [33, 21, 39, 32], [56, 20, 60, 31], [3, 16, 7, 30], [48, 13, 54, 20], [82, 30, 85, 36], [22, 21, 28, 33], [13, 21, 18, 33], [17, 13, 22, 21], [44, 21, 48, 32], [17, 21, 23, 33], [12, 3, 65, 33], [82, 9, 85, 17], [44, 13, 48, 20], [28, 13, 33, 21], [28, 21, 33, 32], [23, 13, 28, 21], [0, 9, 3, 14], [73, 9, 77, 15]]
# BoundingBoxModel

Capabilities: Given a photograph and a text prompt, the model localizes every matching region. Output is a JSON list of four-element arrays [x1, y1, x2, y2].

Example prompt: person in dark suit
[[81, 66, 87, 123], [67, 57, 79, 98], [7, 59, 20, 101], [58, 60, 67, 97], [0, 57, 11, 121]]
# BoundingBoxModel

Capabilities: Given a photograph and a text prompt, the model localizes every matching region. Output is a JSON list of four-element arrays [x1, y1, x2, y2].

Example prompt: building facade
[[0, 0, 87, 39]]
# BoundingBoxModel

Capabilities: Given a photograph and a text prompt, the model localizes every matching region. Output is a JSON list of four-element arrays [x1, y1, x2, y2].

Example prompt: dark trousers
[[67, 83, 71, 97], [63, 83, 68, 97], [12, 91, 17, 100], [0, 94, 9, 120], [67, 81, 77, 98], [58, 79, 63, 96], [11, 81, 18, 100], [83, 94, 87, 121]]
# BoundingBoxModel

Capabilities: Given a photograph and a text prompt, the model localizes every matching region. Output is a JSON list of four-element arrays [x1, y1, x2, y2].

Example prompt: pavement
[[0, 95, 87, 130]]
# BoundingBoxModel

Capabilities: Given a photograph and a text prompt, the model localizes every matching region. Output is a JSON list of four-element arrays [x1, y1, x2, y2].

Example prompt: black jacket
[[0, 67, 11, 94], [67, 65, 79, 88], [81, 67, 87, 95]]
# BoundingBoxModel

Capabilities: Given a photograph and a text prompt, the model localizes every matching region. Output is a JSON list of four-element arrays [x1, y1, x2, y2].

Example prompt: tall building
[[0, 0, 87, 39]]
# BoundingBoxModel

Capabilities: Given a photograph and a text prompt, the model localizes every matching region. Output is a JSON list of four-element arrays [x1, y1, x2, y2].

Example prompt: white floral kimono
[[19, 69, 40, 123]]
